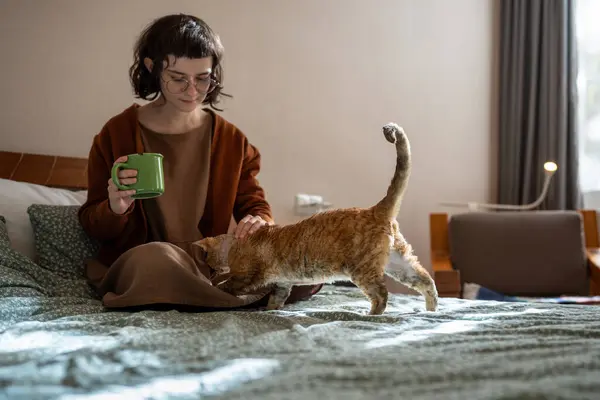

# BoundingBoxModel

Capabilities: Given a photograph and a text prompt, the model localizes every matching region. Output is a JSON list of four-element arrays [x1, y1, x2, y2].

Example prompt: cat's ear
[[195, 238, 211, 252]]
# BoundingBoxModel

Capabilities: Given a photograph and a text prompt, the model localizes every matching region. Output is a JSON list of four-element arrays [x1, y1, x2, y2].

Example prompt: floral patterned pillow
[[27, 204, 99, 280]]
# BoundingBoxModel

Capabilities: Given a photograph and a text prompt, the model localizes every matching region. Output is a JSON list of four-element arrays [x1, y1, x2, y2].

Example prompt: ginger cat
[[197, 123, 438, 315]]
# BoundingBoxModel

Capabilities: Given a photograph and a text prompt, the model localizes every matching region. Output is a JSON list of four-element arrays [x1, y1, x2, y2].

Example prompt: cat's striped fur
[[198, 123, 438, 314]]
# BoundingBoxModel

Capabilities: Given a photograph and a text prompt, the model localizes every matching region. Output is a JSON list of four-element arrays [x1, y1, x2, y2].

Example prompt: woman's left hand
[[235, 215, 271, 239]]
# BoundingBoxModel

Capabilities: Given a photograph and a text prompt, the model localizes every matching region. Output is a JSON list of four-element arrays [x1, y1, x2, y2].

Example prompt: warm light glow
[[544, 161, 558, 172]]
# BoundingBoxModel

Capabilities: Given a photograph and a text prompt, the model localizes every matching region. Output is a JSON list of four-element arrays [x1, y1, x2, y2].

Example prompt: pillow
[[0, 178, 87, 260], [0, 212, 98, 299], [27, 204, 99, 279], [0, 214, 51, 298]]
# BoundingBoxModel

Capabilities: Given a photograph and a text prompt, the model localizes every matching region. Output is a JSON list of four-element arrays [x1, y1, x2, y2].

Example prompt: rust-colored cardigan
[[78, 103, 273, 266]]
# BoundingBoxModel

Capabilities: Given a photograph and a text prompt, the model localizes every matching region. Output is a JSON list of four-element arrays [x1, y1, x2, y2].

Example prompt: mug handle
[[111, 162, 132, 191]]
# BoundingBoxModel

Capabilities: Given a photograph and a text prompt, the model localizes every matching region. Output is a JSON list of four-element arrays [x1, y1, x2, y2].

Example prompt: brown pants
[[85, 242, 321, 311]]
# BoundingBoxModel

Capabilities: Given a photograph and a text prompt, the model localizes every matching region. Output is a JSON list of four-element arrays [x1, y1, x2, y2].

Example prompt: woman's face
[[147, 55, 215, 112]]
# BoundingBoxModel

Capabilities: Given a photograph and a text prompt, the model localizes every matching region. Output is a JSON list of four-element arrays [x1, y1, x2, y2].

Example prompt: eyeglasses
[[161, 75, 219, 95]]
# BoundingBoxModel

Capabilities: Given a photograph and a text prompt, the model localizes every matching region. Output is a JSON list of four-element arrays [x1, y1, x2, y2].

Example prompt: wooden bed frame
[[0, 150, 88, 190], [430, 210, 600, 298]]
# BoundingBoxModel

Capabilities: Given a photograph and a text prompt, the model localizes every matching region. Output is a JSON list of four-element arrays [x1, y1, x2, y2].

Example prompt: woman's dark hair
[[129, 14, 230, 110]]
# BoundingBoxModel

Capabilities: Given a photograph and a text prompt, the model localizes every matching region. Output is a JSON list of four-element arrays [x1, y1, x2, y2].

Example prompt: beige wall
[[0, 0, 495, 292]]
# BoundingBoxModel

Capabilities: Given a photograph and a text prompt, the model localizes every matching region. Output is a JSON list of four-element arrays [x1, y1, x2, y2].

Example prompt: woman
[[78, 13, 322, 310]]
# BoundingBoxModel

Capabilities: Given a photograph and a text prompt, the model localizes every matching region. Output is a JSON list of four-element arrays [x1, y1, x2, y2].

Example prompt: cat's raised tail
[[374, 123, 412, 220]]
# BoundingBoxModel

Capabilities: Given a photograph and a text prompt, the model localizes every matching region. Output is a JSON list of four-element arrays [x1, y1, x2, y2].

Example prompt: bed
[[1, 150, 600, 400]]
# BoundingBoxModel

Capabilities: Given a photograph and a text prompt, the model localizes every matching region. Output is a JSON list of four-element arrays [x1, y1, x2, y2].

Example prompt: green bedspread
[[1, 234, 599, 399]]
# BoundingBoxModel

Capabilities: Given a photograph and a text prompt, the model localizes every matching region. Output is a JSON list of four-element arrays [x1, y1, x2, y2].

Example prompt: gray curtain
[[497, 0, 582, 210]]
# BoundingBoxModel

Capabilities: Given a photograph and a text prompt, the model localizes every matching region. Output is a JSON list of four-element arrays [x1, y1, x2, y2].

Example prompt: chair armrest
[[587, 248, 600, 295], [432, 255, 453, 272], [432, 254, 461, 298]]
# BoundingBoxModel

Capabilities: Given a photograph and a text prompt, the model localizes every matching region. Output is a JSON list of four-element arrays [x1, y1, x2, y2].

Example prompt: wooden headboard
[[0, 151, 88, 190]]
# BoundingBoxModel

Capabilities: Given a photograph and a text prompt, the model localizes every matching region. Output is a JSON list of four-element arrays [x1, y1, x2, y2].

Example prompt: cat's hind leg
[[385, 248, 438, 311], [266, 283, 293, 310], [351, 265, 389, 315]]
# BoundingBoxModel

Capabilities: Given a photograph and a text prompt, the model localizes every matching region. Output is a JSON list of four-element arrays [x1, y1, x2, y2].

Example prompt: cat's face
[[196, 234, 235, 274]]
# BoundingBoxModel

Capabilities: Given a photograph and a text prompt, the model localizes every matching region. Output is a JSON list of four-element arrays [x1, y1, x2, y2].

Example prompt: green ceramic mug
[[111, 153, 165, 199]]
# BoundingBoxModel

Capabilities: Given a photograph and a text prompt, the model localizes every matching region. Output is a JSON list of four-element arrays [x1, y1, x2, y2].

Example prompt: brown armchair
[[430, 209, 600, 298]]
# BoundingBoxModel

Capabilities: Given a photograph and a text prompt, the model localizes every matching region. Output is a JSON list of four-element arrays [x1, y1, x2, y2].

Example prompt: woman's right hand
[[107, 156, 138, 215]]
